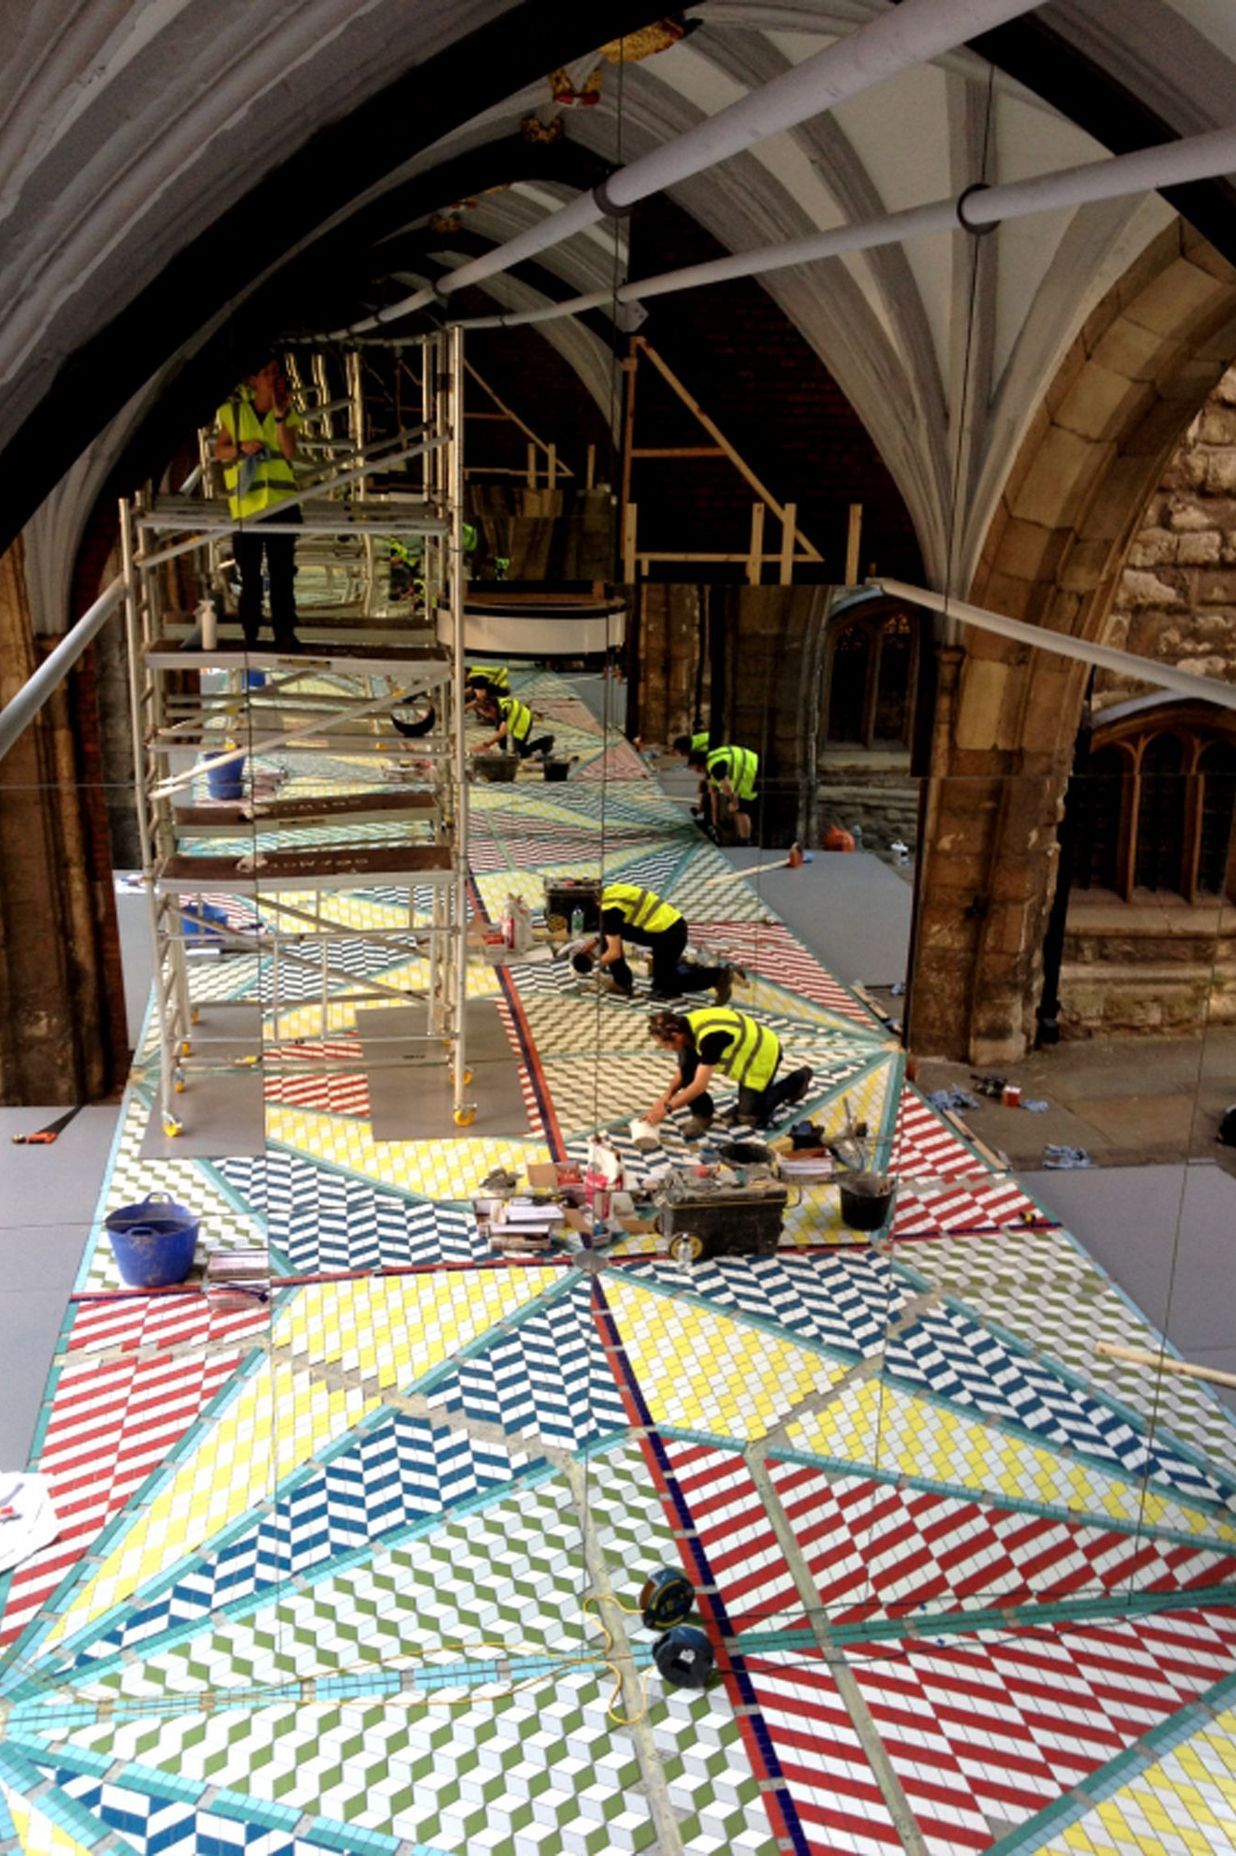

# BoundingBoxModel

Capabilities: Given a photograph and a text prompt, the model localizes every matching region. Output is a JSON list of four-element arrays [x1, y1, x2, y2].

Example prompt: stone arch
[[908, 221, 1236, 1062]]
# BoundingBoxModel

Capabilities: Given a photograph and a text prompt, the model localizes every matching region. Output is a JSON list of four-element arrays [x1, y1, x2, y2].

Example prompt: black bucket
[[543, 759, 571, 782], [838, 1171, 896, 1232]]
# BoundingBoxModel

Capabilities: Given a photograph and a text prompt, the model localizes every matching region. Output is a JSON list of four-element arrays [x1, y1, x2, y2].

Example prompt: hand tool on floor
[[10, 1104, 84, 1145]]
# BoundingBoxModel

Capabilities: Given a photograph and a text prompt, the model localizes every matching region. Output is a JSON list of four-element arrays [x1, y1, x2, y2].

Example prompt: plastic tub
[[205, 756, 245, 801], [837, 1172, 896, 1232], [543, 759, 571, 782], [104, 1193, 200, 1287]]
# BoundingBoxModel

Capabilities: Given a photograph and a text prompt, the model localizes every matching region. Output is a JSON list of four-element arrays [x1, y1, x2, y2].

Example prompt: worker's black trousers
[[678, 1043, 804, 1129], [513, 731, 554, 757], [611, 921, 726, 998], [233, 506, 301, 645]]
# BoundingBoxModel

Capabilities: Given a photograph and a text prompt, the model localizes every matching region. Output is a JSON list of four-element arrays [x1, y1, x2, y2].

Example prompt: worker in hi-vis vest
[[214, 357, 302, 649], [571, 883, 736, 1002], [645, 1007, 813, 1138], [688, 743, 759, 843], [472, 690, 555, 760], [465, 665, 510, 709]]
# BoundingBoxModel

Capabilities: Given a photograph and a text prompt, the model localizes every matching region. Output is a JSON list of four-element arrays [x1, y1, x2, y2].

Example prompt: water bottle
[[850, 822, 864, 852], [570, 905, 584, 937]]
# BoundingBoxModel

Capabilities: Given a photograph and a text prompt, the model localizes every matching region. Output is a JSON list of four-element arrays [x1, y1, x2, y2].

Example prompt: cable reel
[[639, 1566, 694, 1632]]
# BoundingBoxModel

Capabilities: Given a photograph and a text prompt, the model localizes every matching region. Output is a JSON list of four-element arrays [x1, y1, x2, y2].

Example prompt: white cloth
[[0, 1473, 60, 1574]]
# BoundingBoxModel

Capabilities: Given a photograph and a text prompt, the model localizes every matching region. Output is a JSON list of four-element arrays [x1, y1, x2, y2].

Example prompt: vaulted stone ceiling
[[3, 0, 1236, 594]]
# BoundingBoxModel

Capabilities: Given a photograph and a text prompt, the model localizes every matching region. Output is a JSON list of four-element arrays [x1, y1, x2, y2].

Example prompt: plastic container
[[182, 901, 229, 944], [473, 755, 519, 783], [543, 758, 571, 782], [837, 1171, 896, 1232], [104, 1193, 200, 1287], [205, 755, 245, 801]]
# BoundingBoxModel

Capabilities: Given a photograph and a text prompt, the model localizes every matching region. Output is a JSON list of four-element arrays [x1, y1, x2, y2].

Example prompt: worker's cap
[[572, 952, 594, 974]]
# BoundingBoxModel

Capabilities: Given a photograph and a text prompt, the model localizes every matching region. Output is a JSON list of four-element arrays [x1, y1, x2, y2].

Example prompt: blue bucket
[[104, 1194, 199, 1288], [205, 755, 245, 801]]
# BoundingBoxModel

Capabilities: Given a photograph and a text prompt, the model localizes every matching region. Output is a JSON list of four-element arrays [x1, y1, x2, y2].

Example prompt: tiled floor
[[1, 673, 1235, 1855]]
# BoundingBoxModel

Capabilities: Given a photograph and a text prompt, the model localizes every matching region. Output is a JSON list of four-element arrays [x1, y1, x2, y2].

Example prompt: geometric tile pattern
[[7, 669, 1236, 1856]]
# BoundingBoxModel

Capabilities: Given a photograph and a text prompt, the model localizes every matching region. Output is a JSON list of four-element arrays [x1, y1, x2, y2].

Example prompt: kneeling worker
[[645, 1007, 812, 1137], [574, 883, 734, 1002], [473, 691, 555, 760], [465, 665, 509, 710], [688, 744, 759, 843]]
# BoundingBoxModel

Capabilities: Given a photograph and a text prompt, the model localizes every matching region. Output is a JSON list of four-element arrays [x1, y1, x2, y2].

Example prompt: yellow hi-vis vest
[[499, 695, 533, 742], [601, 883, 682, 935], [706, 745, 759, 801], [467, 664, 510, 691], [685, 1007, 780, 1092], [217, 389, 300, 520]]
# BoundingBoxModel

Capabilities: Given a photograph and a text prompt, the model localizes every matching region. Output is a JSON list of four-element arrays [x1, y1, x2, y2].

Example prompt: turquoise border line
[[3, 1737, 454, 1856], [983, 1667, 1236, 1856], [890, 1195, 1232, 1499], [654, 1425, 1236, 1555], [0, 1741, 132, 1854], [10, 1638, 659, 1731], [731, 1579, 1236, 1654], [46, 1429, 636, 1691], [891, 1250, 1236, 1501], [615, 1263, 1236, 1524], [9, 1265, 584, 1684]]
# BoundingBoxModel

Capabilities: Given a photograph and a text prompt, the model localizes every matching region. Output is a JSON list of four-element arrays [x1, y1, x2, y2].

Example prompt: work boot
[[682, 1115, 713, 1140], [713, 966, 734, 1006], [782, 1068, 814, 1111]]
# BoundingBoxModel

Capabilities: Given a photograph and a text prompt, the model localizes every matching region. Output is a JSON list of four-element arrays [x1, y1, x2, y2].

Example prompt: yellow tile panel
[[786, 1381, 1236, 1542], [1042, 1708, 1236, 1855], [605, 1276, 847, 1440], [271, 1268, 559, 1386], [44, 1360, 372, 1649], [265, 1104, 550, 1197]]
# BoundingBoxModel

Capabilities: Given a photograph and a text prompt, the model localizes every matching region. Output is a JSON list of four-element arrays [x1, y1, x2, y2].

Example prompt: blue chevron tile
[[70, 1415, 536, 1667], [216, 1151, 487, 1270]]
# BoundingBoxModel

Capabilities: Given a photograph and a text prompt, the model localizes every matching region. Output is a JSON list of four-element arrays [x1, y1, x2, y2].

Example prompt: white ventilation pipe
[[453, 122, 1236, 330], [0, 576, 125, 765], [338, 0, 1044, 335], [880, 579, 1236, 716]]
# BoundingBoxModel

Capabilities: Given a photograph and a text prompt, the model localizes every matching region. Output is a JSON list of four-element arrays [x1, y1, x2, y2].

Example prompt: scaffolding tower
[[122, 328, 476, 1139]]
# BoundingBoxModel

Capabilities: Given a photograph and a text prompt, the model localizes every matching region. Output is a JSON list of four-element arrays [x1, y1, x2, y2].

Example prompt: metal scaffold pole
[[450, 324, 472, 1125]]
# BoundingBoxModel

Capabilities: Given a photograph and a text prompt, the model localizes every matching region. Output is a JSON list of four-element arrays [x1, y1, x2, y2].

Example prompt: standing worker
[[473, 691, 555, 760], [214, 357, 302, 649], [572, 883, 736, 1001], [645, 1007, 812, 1137], [688, 743, 759, 843]]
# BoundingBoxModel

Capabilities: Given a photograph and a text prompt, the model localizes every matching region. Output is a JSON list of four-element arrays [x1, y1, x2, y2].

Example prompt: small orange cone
[[786, 841, 805, 868]]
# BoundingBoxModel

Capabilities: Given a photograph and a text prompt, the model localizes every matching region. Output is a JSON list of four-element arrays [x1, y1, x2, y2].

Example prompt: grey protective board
[[0, 1107, 120, 1228], [140, 1005, 266, 1158], [1022, 1160, 1236, 1415], [358, 998, 530, 1140]]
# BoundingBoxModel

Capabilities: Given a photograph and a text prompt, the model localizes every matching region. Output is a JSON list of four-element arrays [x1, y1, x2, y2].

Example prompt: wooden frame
[[462, 358, 575, 487], [619, 336, 828, 586]]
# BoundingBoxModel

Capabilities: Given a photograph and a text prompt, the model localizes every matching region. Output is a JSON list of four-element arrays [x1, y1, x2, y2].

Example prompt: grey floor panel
[[362, 999, 529, 1140], [1022, 1160, 1236, 1413], [0, 1107, 120, 1229]]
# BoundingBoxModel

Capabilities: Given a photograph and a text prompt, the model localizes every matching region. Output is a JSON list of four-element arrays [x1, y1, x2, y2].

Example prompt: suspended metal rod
[[879, 578, 1236, 715], [0, 576, 125, 765], [454, 123, 1236, 331], [336, 0, 1043, 335]]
